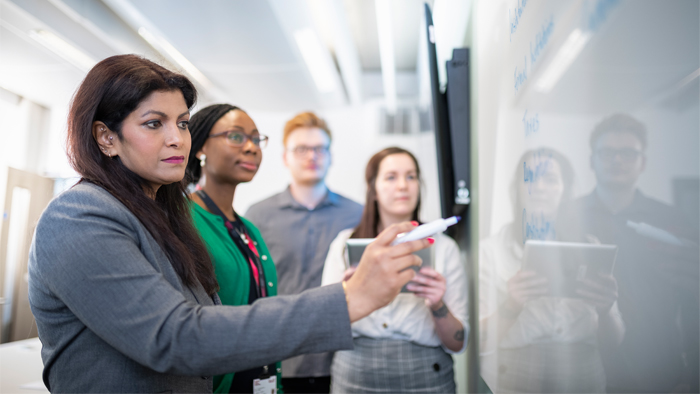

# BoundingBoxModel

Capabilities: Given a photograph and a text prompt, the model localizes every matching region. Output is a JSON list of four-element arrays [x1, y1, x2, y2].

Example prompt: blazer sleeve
[[29, 189, 353, 376]]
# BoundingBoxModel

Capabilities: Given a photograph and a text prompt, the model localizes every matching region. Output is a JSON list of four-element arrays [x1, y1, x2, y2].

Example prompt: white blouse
[[321, 229, 469, 354], [479, 224, 602, 352]]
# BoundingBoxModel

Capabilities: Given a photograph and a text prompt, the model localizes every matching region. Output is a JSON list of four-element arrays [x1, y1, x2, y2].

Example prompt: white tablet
[[523, 240, 618, 298], [346, 238, 433, 293]]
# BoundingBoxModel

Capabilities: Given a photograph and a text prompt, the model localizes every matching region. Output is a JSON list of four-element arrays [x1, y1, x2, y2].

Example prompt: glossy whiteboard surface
[[474, 1, 699, 392]]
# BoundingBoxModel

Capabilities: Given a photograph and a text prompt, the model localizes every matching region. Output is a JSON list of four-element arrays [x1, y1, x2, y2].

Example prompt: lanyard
[[195, 190, 267, 298]]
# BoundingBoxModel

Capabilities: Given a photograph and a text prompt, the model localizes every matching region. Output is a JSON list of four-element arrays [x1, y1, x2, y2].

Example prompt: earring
[[109, 136, 113, 141], [200, 154, 206, 167]]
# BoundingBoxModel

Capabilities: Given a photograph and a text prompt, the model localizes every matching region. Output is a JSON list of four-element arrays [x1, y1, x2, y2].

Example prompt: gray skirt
[[496, 343, 606, 393], [330, 337, 456, 394]]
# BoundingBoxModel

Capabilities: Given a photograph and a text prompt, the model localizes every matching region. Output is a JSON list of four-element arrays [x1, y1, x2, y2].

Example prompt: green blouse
[[190, 202, 281, 393]]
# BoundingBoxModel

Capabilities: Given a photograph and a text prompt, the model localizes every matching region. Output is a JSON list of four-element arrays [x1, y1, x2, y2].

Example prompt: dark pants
[[282, 377, 331, 393]]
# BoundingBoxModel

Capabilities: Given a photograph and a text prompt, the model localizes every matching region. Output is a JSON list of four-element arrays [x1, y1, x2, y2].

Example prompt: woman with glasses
[[28, 55, 431, 394], [185, 104, 279, 393]]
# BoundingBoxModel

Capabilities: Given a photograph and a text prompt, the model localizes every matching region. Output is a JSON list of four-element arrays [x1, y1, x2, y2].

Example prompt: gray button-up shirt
[[245, 186, 363, 378]]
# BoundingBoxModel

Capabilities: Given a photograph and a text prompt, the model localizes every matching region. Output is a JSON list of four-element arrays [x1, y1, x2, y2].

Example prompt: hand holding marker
[[627, 220, 697, 247], [392, 216, 461, 246]]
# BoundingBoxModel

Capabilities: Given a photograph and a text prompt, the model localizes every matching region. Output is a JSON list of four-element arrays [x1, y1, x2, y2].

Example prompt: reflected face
[[375, 153, 420, 221], [198, 110, 262, 185], [115, 90, 191, 194], [519, 155, 565, 217], [591, 132, 645, 189], [283, 127, 331, 185]]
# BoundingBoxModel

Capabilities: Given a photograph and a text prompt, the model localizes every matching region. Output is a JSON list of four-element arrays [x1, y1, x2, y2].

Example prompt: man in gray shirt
[[246, 111, 363, 393]]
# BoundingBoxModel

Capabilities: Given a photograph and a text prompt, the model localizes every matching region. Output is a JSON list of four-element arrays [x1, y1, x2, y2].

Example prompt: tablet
[[522, 240, 618, 298], [346, 238, 433, 293]]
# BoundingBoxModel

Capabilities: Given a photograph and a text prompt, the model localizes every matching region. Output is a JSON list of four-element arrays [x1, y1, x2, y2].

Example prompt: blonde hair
[[283, 111, 332, 146]]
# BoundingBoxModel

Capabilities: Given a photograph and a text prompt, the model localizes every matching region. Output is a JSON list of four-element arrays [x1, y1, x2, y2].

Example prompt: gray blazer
[[28, 182, 353, 393]]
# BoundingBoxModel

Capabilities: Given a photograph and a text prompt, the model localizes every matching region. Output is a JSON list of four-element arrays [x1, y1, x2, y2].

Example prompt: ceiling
[[0, 0, 435, 112]]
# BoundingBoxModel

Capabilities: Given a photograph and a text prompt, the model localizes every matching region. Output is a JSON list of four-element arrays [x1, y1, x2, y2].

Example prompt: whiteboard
[[474, 1, 699, 392]]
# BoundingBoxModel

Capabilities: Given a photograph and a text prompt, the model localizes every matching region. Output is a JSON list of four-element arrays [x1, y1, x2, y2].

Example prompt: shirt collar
[[584, 188, 651, 215], [279, 185, 339, 210]]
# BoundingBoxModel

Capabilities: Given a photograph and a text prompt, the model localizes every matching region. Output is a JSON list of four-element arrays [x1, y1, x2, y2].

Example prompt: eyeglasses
[[594, 148, 643, 162], [288, 145, 329, 157], [208, 130, 269, 148]]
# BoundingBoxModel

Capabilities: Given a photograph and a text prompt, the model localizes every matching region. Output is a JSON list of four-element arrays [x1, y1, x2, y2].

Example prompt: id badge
[[253, 375, 276, 394]]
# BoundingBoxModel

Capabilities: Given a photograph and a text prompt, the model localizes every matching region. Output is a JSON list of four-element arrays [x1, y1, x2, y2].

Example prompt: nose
[[612, 153, 626, 164], [397, 177, 408, 190], [532, 177, 547, 190], [242, 137, 258, 154], [300, 149, 318, 161], [165, 123, 184, 147]]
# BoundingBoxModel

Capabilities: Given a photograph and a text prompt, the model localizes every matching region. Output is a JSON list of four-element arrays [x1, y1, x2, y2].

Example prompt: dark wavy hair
[[66, 54, 218, 296], [352, 147, 422, 238]]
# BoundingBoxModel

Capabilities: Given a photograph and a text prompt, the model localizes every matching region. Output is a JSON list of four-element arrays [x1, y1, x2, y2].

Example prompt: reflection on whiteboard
[[477, 0, 699, 393]]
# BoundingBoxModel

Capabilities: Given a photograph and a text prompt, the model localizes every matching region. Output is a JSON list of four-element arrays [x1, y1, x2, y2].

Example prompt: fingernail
[[427, 237, 435, 244], [411, 221, 419, 226]]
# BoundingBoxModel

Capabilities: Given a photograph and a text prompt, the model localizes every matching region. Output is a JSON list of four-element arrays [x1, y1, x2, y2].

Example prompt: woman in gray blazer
[[27, 54, 429, 393]]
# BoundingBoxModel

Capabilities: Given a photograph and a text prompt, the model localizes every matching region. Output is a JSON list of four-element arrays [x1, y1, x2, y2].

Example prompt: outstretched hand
[[343, 222, 433, 322]]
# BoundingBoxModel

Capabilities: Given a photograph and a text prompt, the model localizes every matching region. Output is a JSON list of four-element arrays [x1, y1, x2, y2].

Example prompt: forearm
[[431, 302, 466, 352], [156, 284, 354, 375]]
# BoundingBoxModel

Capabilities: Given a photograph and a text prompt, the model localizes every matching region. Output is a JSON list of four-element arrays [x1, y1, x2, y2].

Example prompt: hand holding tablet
[[522, 240, 618, 299]]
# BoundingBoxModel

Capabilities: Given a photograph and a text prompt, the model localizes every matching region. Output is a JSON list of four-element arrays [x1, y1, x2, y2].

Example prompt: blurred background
[[0, 0, 474, 214], [0, 0, 698, 393]]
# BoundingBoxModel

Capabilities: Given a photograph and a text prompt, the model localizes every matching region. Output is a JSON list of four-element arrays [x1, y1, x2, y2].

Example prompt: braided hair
[[186, 104, 242, 183]]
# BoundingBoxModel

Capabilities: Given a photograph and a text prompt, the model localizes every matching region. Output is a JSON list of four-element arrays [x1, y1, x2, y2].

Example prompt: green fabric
[[190, 203, 282, 393]]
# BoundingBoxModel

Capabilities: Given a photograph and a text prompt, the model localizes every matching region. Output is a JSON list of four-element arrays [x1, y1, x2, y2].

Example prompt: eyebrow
[[384, 170, 416, 175], [140, 110, 190, 118]]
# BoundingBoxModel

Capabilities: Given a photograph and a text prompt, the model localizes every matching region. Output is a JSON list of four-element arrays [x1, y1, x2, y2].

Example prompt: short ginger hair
[[283, 111, 332, 146]]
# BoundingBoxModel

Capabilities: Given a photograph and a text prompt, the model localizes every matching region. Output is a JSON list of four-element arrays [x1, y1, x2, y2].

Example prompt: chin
[[235, 176, 255, 184], [232, 168, 258, 179], [299, 175, 323, 184], [388, 209, 414, 218], [158, 172, 186, 185], [601, 178, 636, 189], [160, 179, 184, 186]]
